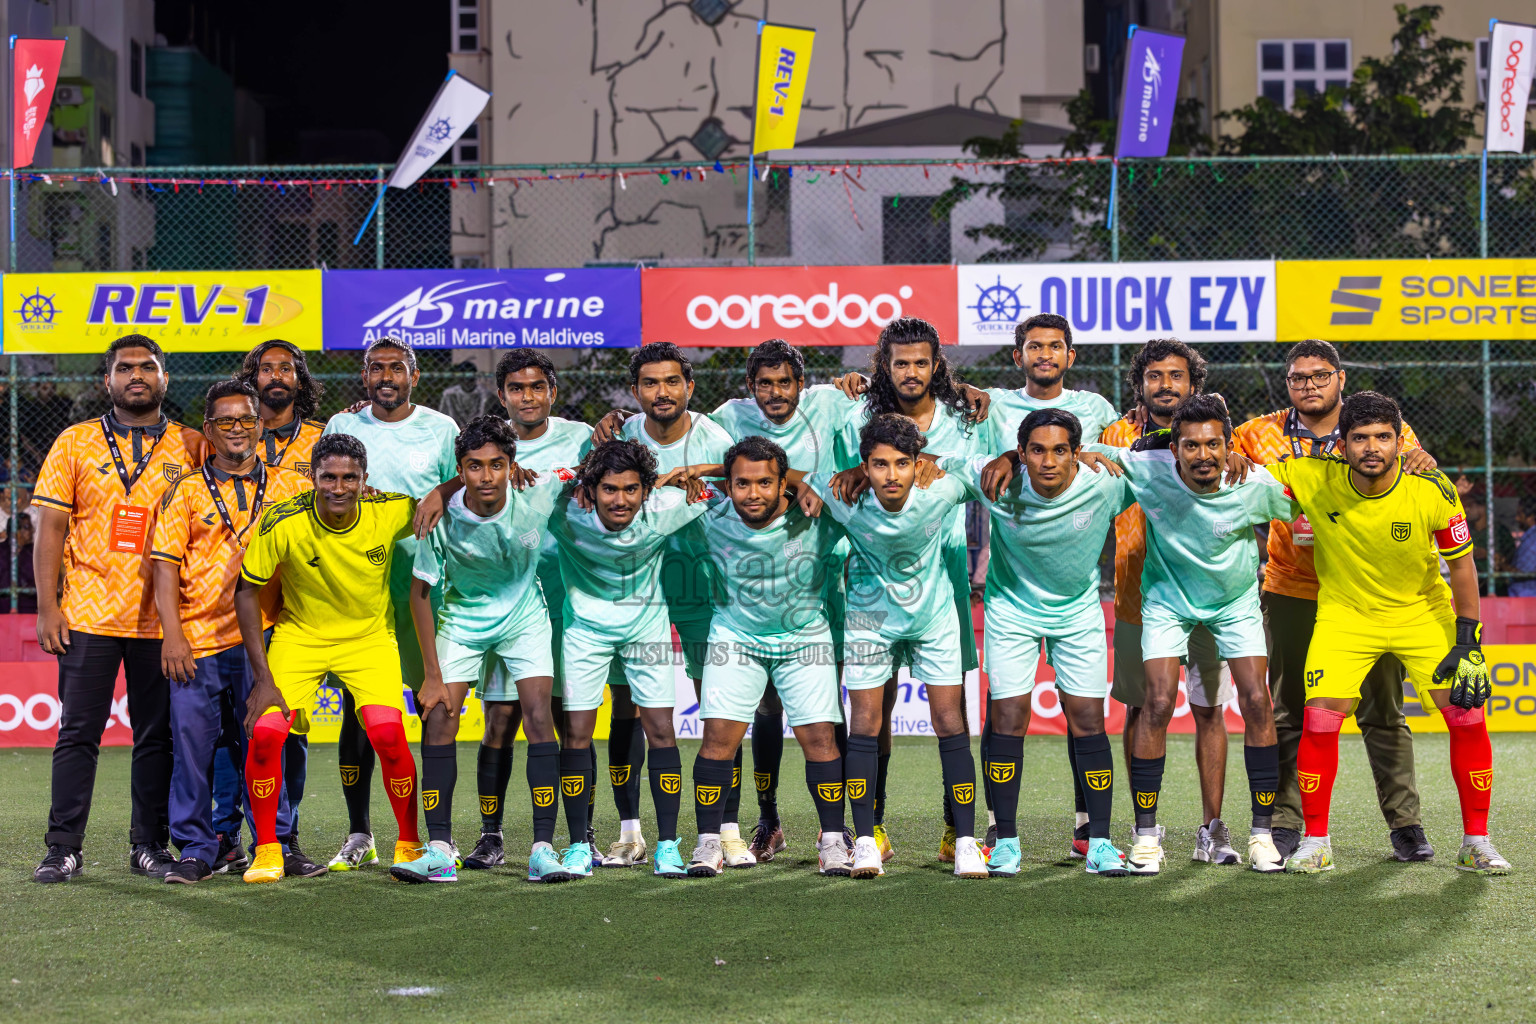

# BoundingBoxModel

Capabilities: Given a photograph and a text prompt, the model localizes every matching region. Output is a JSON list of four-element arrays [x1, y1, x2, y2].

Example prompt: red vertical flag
[[12, 38, 66, 168]]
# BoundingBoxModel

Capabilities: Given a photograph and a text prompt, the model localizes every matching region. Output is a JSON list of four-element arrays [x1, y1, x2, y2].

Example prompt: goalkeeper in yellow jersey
[[1264, 392, 1506, 875]]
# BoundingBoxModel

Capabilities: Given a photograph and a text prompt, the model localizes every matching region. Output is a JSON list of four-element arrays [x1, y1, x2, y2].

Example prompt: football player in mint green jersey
[[982, 312, 1119, 452], [830, 317, 990, 863], [399, 415, 570, 883], [546, 440, 712, 880], [1085, 394, 1298, 877], [684, 437, 853, 879], [802, 413, 989, 880], [938, 407, 1133, 877], [320, 337, 459, 872]]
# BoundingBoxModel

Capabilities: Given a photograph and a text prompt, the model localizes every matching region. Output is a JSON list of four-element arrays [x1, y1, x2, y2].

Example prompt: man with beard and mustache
[[1084, 394, 1296, 875], [319, 337, 459, 872], [983, 313, 1119, 450], [1233, 339, 1438, 863], [32, 335, 208, 884]]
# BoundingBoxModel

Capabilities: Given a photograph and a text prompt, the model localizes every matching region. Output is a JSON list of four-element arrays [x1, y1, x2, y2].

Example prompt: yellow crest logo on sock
[[252, 777, 276, 799], [1470, 769, 1493, 792], [660, 773, 681, 795], [339, 766, 360, 787], [816, 782, 843, 803], [696, 784, 722, 805], [562, 776, 585, 798], [951, 783, 974, 805], [422, 790, 439, 811], [479, 795, 498, 816], [986, 762, 1015, 784], [754, 771, 772, 792], [1256, 791, 1275, 806], [1085, 770, 1112, 791], [732, 767, 741, 787], [388, 777, 413, 799], [609, 766, 630, 786], [1136, 791, 1157, 809], [846, 779, 867, 801], [1298, 771, 1320, 794], [532, 786, 555, 807]]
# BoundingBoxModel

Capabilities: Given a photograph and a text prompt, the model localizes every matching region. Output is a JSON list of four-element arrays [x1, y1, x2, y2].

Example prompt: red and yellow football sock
[[360, 704, 419, 844], [246, 711, 292, 847], [1297, 706, 1345, 837], [1442, 705, 1493, 836]]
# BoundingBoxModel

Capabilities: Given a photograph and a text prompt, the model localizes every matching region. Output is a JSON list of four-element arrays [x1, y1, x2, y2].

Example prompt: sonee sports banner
[[1276, 259, 1536, 341]]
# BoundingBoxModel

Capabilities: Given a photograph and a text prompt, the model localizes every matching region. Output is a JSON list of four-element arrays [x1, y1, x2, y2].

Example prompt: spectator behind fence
[[0, 513, 37, 613], [1510, 498, 1536, 597], [437, 361, 497, 426]]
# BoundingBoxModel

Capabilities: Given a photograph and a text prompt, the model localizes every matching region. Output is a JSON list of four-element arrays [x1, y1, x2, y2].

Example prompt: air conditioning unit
[[54, 85, 84, 106], [1084, 44, 1101, 74]]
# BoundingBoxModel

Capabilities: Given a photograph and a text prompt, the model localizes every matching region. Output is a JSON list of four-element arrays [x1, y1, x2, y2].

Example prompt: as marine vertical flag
[[1485, 20, 1536, 152], [1115, 26, 1185, 158], [751, 23, 815, 153], [11, 37, 66, 168]]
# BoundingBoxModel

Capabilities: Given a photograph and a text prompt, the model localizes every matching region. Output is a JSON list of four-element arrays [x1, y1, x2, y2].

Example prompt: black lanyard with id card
[[100, 416, 162, 555]]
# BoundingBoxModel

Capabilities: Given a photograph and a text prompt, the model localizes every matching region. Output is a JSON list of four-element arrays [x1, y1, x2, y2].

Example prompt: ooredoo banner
[[640, 265, 958, 346]]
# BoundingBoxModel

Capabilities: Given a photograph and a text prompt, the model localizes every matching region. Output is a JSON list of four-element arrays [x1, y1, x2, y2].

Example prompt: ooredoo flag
[[1115, 27, 1184, 158], [1486, 20, 1536, 153], [752, 23, 815, 153], [12, 38, 66, 168]]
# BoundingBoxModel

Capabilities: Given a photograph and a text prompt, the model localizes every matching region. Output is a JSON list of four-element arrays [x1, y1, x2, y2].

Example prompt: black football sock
[[1129, 754, 1166, 831], [834, 720, 848, 758], [693, 755, 735, 835], [1245, 743, 1281, 832], [587, 746, 597, 822], [986, 732, 1024, 840], [1073, 732, 1115, 839], [942, 780, 955, 828], [560, 748, 592, 845], [845, 734, 879, 838], [338, 691, 374, 835], [751, 710, 785, 825], [607, 715, 645, 822], [805, 757, 846, 834], [648, 745, 683, 842], [722, 746, 743, 827], [421, 743, 456, 844], [476, 744, 508, 833], [1066, 727, 1088, 815], [937, 732, 977, 838], [874, 753, 891, 825], [979, 709, 996, 813], [526, 741, 560, 845]]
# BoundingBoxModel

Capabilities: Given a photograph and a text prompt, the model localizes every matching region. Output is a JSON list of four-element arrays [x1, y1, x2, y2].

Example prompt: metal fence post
[[1109, 159, 1120, 263], [375, 166, 386, 270], [1481, 175, 1494, 597], [9, 354, 17, 612]]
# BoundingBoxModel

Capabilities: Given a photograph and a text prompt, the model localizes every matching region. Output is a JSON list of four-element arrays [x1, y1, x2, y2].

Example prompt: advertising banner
[[957, 261, 1275, 345], [752, 23, 816, 153], [641, 265, 958, 347], [2, 271, 323, 353], [1276, 259, 1536, 341], [323, 268, 641, 349]]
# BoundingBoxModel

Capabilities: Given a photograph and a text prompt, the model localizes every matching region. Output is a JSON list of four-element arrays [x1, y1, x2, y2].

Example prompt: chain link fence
[[3, 153, 1535, 603]]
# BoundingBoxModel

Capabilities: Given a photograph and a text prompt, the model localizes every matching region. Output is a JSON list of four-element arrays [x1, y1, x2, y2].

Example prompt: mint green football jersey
[[804, 472, 967, 638], [546, 486, 711, 641], [512, 416, 594, 625], [984, 386, 1119, 452], [710, 385, 853, 475], [412, 479, 563, 647], [941, 455, 1133, 631], [1088, 444, 1299, 621], [835, 397, 989, 470]]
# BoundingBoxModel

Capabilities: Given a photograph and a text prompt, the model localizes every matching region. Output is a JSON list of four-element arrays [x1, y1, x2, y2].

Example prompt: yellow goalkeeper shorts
[[1303, 607, 1455, 703], [263, 629, 407, 732]]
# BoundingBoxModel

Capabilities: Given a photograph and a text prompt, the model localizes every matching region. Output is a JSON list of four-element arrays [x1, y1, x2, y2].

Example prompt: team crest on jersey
[[1136, 791, 1157, 809], [660, 773, 681, 794], [1073, 510, 1092, 530], [340, 766, 360, 786], [695, 784, 722, 805], [1256, 791, 1275, 806], [846, 779, 867, 800], [925, 519, 941, 538], [409, 451, 430, 472], [480, 795, 497, 815], [1213, 518, 1233, 537], [754, 771, 772, 792], [532, 786, 555, 807], [609, 766, 631, 786], [252, 777, 276, 799], [1298, 771, 1321, 794], [1145, 508, 1163, 521], [1391, 522, 1411, 542], [951, 783, 974, 805], [422, 790, 439, 811], [366, 545, 388, 565], [163, 463, 184, 483], [816, 782, 844, 802], [295, 461, 311, 476], [562, 776, 585, 798], [388, 777, 413, 799], [518, 529, 540, 550], [783, 539, 803, 559], [1470, 769, 1493, 791], [986, 762, 1015, 784], [1085, 770, 1112, 791]]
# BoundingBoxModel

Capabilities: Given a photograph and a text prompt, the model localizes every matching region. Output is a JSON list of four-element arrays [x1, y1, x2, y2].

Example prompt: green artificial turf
[[1, 735, 1533, 1023]]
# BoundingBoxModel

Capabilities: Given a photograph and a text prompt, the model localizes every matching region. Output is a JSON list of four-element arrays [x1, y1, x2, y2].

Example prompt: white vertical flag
[[389, 71, 491, 187], [1486, 21, 1536, 153]]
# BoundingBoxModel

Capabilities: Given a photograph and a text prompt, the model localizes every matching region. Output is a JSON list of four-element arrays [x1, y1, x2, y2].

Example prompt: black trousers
[[45, 632, 172, 849]]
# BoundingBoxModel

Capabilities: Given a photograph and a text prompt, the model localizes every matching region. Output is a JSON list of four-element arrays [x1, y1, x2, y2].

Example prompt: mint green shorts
[[438, 618, 554, 702], [842, 612, 962, 691], [984, 607, 1108, 700], [561, 622, 674, 712], [699, 629, 842, 727], [1141, 591, 1266, 663]]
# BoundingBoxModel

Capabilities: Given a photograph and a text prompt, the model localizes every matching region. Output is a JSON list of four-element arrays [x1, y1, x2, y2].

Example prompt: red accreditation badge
[[1291, 513, 1314, 547], [110, 504, 150, 554]]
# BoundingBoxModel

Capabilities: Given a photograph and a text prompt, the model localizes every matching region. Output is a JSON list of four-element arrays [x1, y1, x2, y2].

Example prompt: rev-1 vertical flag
[[751, 23, 815, 154], [1485, 20, 1536, 153], [11, 37, 66, 168], [1115, 27, 1185, 158]]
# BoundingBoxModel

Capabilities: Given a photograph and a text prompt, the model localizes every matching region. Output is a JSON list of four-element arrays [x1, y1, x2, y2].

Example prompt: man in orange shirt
[[31, 335, 206, 884], [151, 380, 314, 884], [1233, 339, 1435, 862]]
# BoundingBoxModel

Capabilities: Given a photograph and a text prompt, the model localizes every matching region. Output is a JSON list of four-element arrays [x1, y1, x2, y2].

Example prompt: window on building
[[454, 122, 479, 164], [453, 0, 479, 53], [130, 41, 143, 97], [1257, 39, 1350, 109], [1478, 38, 1536, 106]]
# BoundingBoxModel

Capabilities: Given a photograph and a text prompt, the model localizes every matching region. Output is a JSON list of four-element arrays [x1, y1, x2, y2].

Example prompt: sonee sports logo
[[986, 762, 1016, 784], [1298, 771, 1321, 794], [479, 795, 498, 815], [388, 777, 413, 799], [1256, 791, 1276, 806], [422, 790, 439, 811], [1136, 791, 1157, 809], [366, 545, 388, 566], [695, 784, 722, 805], [1330, 276, 1382, 326], [252, 777, 276, 799], [846, 779, 867, 801], [951, 783, 975, 805], [609, 766, 631, 786], [339, 765, 361, 786], [1084, 770, 1112, 791], [754, 771, 772, 792], [1392, 522, 1411, 542], [562, 776, 585, 798], [1470, 769, 1493, 792], [532, 786, 555, 807], [659, 773, 682, 795], [816, 782, 844, 802]]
